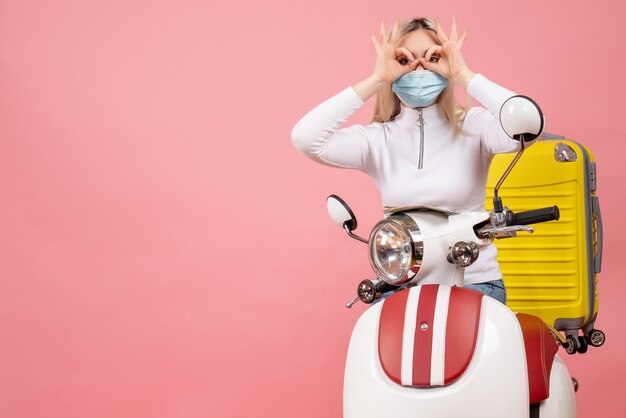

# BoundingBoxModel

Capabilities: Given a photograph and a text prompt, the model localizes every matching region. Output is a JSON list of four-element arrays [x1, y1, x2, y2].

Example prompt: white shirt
[[291, 73, 535, 285]]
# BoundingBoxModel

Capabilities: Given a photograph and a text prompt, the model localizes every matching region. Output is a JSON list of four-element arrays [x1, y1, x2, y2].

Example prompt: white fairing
[[405, 211, 462, 286], [344, 293, 577, 418], [344, 296, 529, 418], [539, 355, 576, 418], [402, 211, 492, 287]]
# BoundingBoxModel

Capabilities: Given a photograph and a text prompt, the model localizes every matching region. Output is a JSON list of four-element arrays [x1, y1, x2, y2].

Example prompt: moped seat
[[516, 313, 560, 404]]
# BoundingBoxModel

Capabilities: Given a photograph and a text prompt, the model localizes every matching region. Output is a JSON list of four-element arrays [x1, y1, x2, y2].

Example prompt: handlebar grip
[[511, 206, 560, 225]]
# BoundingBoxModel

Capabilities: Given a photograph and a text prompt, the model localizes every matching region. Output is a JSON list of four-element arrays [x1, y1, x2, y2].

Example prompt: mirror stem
[[344, 224, 369, 244], [493, 135, 526, 213]]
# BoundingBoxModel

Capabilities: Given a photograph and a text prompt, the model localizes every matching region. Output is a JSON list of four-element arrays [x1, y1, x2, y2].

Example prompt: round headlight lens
[[369, 221, 413, 284]]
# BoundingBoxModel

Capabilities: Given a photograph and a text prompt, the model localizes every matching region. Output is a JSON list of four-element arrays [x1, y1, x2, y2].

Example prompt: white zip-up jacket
[[290, 73, 537, 285]]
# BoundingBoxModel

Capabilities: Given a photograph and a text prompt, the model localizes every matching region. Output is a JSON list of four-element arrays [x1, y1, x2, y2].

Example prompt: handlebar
[[510, 206, 560, 226]]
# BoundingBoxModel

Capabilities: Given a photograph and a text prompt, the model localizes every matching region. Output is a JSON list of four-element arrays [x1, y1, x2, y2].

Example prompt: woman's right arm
[[291, 18, 420, 170], [290, 75, 387, 171]]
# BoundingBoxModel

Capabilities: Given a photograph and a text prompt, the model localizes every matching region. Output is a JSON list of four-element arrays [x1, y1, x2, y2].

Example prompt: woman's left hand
[[420, 15, 474, 86]]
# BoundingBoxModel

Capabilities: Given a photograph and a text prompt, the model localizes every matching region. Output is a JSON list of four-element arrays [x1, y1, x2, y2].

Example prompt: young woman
[[291, 16, 539, 304]]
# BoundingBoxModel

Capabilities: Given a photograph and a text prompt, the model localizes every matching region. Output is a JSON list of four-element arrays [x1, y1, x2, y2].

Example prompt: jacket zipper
[[416, 107, 425, 170]]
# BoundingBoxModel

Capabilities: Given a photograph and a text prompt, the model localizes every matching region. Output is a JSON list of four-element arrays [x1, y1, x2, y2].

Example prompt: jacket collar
[[393, 103, 447, 127]]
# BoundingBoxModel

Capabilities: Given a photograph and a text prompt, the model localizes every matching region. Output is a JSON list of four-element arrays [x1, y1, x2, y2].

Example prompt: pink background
[[1, 0, 625, 417]]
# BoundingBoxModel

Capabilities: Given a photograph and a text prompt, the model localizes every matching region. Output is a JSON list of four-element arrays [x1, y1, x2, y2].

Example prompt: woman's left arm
[[464, 73, 541, 154]]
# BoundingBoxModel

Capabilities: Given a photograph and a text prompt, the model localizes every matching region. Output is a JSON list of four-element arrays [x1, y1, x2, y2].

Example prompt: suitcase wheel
[[577, 336, 589, 354], [564, 336, 579, 355], [588, 329, 606, 347]]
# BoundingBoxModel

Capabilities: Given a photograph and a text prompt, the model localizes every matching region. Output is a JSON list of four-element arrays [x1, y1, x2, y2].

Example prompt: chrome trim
[[367, 214, 424, 285], [357, 279, 383, 304], [489, 208, 509, 228], [392, 214, 424, 281], [345, 295, 360, 309], [449, 241, 479, 267], [417, 107, 425, 169], [554, 142, 578, 162], [383, 205, 458, 216], [480, 225, 534, 238]]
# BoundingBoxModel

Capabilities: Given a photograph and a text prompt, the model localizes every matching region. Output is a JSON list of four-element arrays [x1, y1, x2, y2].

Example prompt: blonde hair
[[371, 17, 471, 138]]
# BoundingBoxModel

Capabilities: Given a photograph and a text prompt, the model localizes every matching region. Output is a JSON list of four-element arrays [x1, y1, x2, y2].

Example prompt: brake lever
[[480, 225, 535, 239]]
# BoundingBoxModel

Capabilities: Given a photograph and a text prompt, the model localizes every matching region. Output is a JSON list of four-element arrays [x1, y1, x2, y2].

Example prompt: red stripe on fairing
[[412, 285, 439, 386], [378, 290, 409, 385], [444, 288, 483, 384]]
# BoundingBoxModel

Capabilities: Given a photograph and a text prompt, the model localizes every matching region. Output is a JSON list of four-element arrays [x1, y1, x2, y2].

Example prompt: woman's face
[[396, 29, 447, 108], [397, 29, 444, 71]]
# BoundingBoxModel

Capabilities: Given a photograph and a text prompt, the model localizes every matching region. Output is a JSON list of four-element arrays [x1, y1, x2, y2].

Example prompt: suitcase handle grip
[[511, 206, 560, 225], [592, 196, 603, 273]]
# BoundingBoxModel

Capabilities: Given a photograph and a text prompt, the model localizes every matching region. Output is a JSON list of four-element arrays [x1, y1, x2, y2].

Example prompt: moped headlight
[[368, 215, 423, 285]]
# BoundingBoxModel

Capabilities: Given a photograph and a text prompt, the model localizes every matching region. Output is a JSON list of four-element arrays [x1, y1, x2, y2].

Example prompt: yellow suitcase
[[486, 135, 604, 355]]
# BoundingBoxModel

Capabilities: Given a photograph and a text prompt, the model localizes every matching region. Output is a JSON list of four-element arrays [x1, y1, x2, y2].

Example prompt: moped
[[326, 96, 578, 418]]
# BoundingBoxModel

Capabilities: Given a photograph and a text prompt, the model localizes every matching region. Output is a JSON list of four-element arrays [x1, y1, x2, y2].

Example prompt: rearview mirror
[[499, 95, 544, 142], [327, 194, 358, 231]]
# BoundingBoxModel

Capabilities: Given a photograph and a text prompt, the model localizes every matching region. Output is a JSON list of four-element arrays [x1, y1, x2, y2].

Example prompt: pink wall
[[1, 0, 624, 417]]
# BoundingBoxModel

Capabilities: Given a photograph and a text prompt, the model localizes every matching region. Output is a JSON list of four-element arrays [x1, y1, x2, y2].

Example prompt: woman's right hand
[[371, 18, 420, 83]]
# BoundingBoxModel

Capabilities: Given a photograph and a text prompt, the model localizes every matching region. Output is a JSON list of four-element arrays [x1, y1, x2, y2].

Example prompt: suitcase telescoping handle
[[510, 205, 560, 225]]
